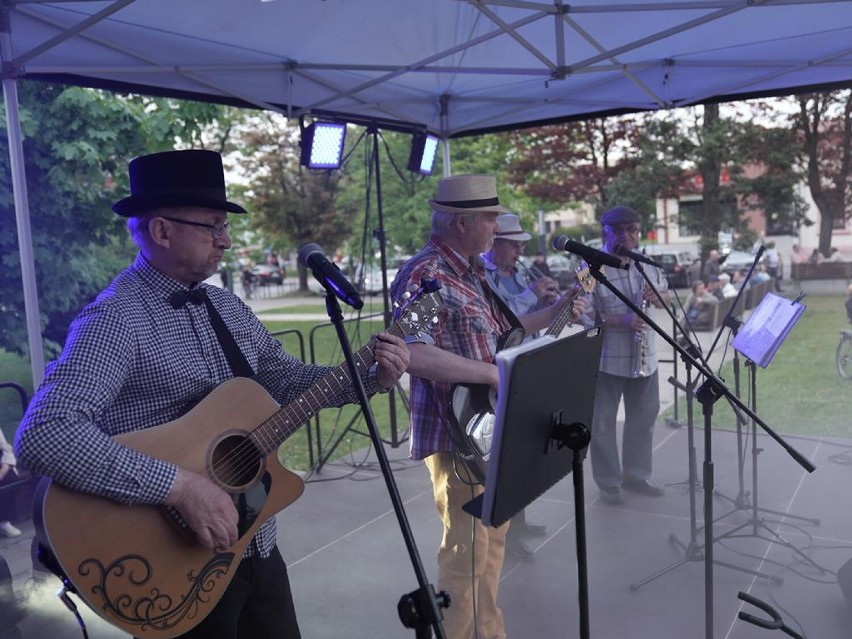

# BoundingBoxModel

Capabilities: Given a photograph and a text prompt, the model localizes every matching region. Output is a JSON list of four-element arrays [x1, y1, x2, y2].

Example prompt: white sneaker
[[0, 521, 21, 538]]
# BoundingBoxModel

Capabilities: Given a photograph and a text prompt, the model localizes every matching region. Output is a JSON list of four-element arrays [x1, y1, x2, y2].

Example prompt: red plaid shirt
[[390, 238, 512, 460]]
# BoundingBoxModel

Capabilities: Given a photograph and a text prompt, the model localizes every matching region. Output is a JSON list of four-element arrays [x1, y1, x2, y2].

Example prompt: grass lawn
[[661, 294, 852, 439], [257, 304, 327, 315]]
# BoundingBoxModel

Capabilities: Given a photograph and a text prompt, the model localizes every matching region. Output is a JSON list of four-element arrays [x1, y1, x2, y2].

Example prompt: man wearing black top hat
[[15, 149, 410, 638]]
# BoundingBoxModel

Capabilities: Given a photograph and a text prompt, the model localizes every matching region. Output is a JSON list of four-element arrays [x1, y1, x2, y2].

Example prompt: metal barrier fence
[[269, 312, 407, 472]]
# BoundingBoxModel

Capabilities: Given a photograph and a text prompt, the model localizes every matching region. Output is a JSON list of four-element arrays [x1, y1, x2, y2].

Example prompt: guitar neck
[[543, 287, 582, 338], [250, 320, 405, 456]]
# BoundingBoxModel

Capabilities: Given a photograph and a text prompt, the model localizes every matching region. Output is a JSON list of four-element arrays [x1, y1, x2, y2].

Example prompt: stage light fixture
[[407, 132, 439, 175], [300, 121, 346, 169]]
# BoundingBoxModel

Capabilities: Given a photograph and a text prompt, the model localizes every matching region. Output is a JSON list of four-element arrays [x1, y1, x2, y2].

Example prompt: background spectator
[[808, 248, 823, 264], [827, 247, 845, 262]]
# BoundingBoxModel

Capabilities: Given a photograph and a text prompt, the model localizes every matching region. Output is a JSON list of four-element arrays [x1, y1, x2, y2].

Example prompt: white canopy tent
[[4, 0, 852, 384]]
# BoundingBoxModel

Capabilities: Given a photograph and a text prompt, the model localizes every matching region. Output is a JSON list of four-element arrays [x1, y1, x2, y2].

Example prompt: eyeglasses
[[160, 216, 230, 240], [604, 224, 641, 236]]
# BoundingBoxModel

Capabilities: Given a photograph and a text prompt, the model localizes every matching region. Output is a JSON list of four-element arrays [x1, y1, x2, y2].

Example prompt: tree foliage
[[0, 82, 225, 357], [234, 112, 356, 291], [505, 117, 645, 215], [793, 90, 852, 256]]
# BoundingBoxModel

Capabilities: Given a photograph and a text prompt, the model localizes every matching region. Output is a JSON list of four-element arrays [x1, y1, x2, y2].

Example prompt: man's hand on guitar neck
[[373, 332, 410, 391], [165, 469, 239, 550]]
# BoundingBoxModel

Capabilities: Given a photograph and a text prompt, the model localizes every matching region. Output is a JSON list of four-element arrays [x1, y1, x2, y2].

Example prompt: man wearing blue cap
[[579, 206, 670, 505]]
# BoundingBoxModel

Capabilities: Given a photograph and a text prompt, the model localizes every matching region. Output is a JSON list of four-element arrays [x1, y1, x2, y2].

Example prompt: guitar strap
[[478, 271, 523, 338], [170, 288, 255, 378]]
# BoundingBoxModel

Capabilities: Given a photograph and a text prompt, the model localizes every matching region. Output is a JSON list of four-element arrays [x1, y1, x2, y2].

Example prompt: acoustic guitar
[[449, 268, 596, 482], [33, 280, 443, 639]]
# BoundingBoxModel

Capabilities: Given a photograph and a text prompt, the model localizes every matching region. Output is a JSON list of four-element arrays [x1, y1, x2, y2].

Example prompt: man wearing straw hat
[[391, 175, 585, 639], [482, 213, 560, 316]]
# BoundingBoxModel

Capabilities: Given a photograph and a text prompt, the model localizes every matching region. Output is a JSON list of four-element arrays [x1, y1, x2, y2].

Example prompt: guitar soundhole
[[211, 434, 262, 490]]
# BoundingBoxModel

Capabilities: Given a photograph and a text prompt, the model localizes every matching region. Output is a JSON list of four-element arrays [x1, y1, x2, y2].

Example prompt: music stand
[[731, 292, 805, 369], [466, 327, 604, 639], [716, 292, 825, 571]]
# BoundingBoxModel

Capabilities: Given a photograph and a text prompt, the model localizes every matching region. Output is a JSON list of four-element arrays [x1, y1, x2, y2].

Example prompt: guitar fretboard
[[249, 319, 406, 456]]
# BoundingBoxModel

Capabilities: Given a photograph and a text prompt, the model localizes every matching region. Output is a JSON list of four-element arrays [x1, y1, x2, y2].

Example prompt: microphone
[[614, 245, 664, 268], [298, 243, 364, 310], [552, 235, 628, 270]]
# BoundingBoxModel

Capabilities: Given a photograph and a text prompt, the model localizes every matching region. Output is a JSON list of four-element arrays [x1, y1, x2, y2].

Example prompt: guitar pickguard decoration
[[78, 551, 235, 631]]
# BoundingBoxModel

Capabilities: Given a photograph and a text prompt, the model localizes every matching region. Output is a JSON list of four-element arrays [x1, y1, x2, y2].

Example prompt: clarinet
[[632, 278, 649, 376]]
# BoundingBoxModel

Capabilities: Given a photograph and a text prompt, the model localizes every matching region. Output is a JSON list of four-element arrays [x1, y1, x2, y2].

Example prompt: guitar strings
[[207, 303, 422, 489], [206, 290, 437, 492], [210, 338, 379, 489]]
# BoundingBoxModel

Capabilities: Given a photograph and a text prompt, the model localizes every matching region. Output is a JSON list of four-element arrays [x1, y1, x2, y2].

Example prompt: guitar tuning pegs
[[402, 291, 412, 300]]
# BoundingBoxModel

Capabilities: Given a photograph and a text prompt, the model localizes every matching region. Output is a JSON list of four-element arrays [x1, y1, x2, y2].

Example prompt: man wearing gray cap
[[579, 206, 670, 505]]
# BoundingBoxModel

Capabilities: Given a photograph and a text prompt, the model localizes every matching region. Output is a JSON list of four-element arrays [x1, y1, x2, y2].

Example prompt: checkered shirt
[[580, 252, 668, 378], [16, 253, 377, 557], [390, 238, 511, 461]]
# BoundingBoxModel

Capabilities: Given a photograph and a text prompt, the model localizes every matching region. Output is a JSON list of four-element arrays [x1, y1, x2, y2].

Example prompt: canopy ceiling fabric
[[6, 0, 852, 138], [5, 0, 852, 386]]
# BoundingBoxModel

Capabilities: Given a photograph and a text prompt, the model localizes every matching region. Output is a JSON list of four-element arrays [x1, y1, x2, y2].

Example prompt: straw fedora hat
[[112, 149, 247, 217], [495, 213, 531, 241], [428, 174, 510, 214]]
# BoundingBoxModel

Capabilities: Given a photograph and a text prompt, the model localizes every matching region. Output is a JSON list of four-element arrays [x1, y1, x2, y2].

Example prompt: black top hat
[[112, 149, 247, 217]]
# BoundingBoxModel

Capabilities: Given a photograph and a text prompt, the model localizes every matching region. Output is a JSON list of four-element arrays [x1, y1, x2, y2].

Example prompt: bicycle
[[837, 322, 852, 379]]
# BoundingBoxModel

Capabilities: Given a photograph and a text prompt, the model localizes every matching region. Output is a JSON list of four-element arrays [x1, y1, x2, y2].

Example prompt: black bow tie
[[170, 287, 208, 309]]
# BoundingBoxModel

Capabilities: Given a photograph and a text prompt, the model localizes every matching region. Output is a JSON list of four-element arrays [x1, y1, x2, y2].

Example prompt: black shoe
[[513, 521, 548, 538], [622, 479, 665, 497], [506, 538, 535, 561], [599, 487, 623, 505]]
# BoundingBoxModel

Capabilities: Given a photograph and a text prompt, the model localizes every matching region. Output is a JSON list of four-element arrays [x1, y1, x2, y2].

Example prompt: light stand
[[322, 289, 449, 639], [311, 123, 411, 473], [582, 261, 815, 639]]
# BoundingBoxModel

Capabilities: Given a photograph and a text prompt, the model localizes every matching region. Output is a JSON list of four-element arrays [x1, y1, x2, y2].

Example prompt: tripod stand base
[[629, 531, 781, 591], [715, 520, 828, 575], [714, 489, 820, 526]]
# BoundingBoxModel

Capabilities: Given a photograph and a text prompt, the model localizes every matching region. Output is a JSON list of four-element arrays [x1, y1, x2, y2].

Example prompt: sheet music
[[733, 292, 806, 368]]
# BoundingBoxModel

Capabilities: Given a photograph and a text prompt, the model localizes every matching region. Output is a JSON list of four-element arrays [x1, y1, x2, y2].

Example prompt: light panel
[[300, 122, 346, 169], [407, 132, 439, 175]]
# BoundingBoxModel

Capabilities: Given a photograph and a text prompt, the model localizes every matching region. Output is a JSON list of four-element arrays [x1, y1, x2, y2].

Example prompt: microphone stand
[[323, 290, 449, 639], [704, 247, 764, 514], [630, 261, 772, 590], [583, 261, 815, 639]]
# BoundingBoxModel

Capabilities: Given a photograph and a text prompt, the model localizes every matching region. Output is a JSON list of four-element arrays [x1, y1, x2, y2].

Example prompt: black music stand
[[715, 293, 825, 572], [465, 327, 604, 639]]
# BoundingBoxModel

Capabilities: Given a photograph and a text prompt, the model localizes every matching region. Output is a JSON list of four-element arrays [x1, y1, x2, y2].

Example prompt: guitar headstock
[[575, 266, 597, 294], [393, 278, 443, 337]]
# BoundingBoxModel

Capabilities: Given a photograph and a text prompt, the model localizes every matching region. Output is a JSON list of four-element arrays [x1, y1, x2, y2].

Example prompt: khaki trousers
[[425, 452, 508, 639]]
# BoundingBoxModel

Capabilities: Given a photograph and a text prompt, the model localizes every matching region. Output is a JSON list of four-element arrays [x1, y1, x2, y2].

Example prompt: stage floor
[[3, 420, 851, 639]]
